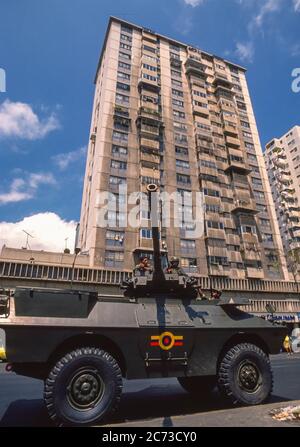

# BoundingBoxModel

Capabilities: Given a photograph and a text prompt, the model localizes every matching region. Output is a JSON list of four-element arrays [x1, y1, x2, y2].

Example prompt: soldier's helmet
[[170, 256, 180, 267]]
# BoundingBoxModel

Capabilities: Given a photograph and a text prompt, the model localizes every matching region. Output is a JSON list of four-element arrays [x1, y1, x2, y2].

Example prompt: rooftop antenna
[[22, 230, 34, 250]]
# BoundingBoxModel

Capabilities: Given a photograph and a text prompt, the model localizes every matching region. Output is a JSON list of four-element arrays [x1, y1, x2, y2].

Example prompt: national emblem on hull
[[150, 332, 184, 350]]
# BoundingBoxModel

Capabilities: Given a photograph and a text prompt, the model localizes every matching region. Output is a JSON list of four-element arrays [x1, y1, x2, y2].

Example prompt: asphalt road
[[0, 353, 299, 427]]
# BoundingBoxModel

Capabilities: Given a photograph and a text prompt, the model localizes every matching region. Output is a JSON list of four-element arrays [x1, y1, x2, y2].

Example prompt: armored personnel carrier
[[0, 185, 286, 426]]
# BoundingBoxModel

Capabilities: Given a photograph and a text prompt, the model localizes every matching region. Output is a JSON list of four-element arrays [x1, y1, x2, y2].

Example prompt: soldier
[[165, 257, 187, 276], [134, 256, 153, 276]]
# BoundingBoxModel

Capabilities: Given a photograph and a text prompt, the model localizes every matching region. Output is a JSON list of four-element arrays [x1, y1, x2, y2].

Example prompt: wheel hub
[[67, 369, 104, 410], [238, 361, 261, 392]]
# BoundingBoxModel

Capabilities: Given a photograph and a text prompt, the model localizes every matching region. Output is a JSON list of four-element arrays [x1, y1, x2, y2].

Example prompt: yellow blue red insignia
[[150, 331, 183, 350]]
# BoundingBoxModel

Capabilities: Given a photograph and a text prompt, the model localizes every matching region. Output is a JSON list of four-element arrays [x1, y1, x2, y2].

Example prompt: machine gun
[[122, 184, 201, 299]]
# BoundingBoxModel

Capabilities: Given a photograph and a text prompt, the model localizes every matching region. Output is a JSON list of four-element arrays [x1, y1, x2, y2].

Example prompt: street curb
[[105, 400, 300, 428]]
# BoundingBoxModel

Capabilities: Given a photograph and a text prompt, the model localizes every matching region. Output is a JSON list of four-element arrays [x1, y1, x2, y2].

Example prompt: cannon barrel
[[146, 184, 165, 283]]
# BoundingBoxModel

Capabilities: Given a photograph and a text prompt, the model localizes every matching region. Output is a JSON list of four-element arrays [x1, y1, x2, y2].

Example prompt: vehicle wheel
[[178, 376, 216, 395], [44, 347, 123, 426], [218, 343, 273, 406]]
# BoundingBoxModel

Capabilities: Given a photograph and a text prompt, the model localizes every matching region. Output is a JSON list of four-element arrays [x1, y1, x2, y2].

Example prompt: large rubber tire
[[178, 376, 216, 396], [44, 347, 123, 426], [218, 343, 273, 406]]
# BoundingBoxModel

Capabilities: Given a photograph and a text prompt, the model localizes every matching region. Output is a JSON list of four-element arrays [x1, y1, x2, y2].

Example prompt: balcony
[[223, 124, 238, 138], [213, 74, 233, 89], [140, 137, 160, 150], [225, 160, 252, 175], [232, 199, 258, 215], [226, 135, 241, 148], [185, 58, 208, 78], [246, 267, 264, 279], [273, 158, 288, 169], [138, 76, 160, 93], [276, 173, 292, 185], [138, 107, 163, 125], [208, 265, 230, 277], [192, 104, 210, 118], [241, 245, 261, 262], [114, 105, 130, 118]]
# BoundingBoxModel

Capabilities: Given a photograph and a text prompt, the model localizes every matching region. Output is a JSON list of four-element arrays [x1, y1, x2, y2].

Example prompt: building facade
[[265, 126, 300, 279], [79, 17, 288, 280]]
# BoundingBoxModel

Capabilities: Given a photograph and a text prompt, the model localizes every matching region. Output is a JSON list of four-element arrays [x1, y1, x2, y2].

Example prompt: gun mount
[[122, 184, 199, 299]]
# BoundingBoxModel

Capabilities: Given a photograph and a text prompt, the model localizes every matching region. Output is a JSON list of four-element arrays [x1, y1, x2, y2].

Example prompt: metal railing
[[1, 260, 300, 294]]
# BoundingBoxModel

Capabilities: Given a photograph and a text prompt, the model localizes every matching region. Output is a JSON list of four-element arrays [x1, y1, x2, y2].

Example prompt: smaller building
[[0, 245, 90, 268], [265, 125, 300, 280]]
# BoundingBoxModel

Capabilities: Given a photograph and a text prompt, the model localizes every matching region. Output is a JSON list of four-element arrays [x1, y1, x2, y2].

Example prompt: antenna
[[22, 230, 34, 250]]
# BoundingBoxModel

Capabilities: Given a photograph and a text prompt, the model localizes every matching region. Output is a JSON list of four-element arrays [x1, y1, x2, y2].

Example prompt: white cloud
[[293, 0, 300, 11], [253, 0, 282, 28], [0, 99, 60, 140], [183, 0, 205, 6], [52, 146, 87, 171], [235, 41, 255, 63], [0, 213, 76, 252], [0, 172, 56, 205]]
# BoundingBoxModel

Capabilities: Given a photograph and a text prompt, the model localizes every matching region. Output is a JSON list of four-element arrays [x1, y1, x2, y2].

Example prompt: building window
[[117, 82, 130, 92], [112, 145, 128, 157], [115, 93, 129, 104], [208, 256, 229, 266], [140, 228, 152, 239], [175, 133, 188, 144], [121, 25, 132, 34], [177, 173, 191, 185], [172, 98, 184, 108], [143, 44, 156, 54], [180, 239, 196, 249], [117, 71, 131, 81], [207, 221, 224, 230], [104, 251, 124, 267], [171, 79, 183, 88], [193, 90, 206, 98], [120, 42, 132, 51], [172, 88, 183, 97], [176, 159, 190, 169], [119, 51, 131, 60], [170, 52, 180, 60], [120, 33, 132, 42], [112, 130, 128, 143], [181, 258, 197, 271], [240, 120, 250, 128], [175, 146, 188, 156], [143, 73, 157, 82], [173, 110, 185, 120], [106, 230, 125, 246], [109, 176, 127, 185], [174, 122, 187, 132], [142, 63, 157, 72], [111, 159, 127, 170], [205, 204, 220, 213], [240, 225, 257, 234], [118, 61, 131, 71], [171, 69, 181, 78], [193, 100, 208, 108], [204, 188, 220, 198]]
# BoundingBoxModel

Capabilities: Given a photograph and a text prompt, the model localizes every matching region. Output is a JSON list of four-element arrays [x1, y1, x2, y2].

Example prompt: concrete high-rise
[[79, 17, 288, 280], [265, 126, 300, 279]]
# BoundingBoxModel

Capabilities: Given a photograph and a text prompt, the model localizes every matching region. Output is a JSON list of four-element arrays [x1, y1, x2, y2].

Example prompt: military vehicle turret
[[0, 185, 286, 426]]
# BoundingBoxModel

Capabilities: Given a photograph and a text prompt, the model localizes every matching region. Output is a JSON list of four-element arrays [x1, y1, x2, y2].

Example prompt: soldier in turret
[[165, 257, 187, 276], [134, 256, 153, 276]]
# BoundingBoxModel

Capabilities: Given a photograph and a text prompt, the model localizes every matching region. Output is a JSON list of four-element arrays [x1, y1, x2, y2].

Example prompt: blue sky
[[0, 0, 299, 250]]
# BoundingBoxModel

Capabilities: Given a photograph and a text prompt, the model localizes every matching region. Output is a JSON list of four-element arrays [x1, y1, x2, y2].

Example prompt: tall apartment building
[[79, 17, 288, 280], [265, 126, 300, 279]]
